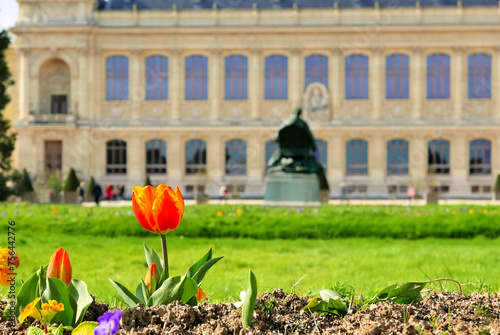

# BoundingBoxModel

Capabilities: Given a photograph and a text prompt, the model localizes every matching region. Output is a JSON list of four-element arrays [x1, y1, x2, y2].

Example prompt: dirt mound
[[2, 289, 498, 334]]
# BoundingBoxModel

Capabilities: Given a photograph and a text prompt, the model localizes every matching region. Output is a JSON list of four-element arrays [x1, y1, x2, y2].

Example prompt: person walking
[[76, 181, 85, 205], [92, 183, 102, 205]]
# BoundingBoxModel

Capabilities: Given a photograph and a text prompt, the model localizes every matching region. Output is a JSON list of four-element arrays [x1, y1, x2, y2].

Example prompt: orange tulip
[[0, 265, 14, 286], [46, 248, 72, 286], [145, 263, 160, 294], [195, 287, 206, 302], [0, 248, 20, 268], [132, 185, 184, 235]]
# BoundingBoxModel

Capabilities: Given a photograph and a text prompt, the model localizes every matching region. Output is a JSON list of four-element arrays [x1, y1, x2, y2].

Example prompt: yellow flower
[[19, 297, 42, 323], [452, 210, 456, 215], [469, 209, 474, 214], [483, 209, 488, 214], [235, 209, 242, 215], [216, 211, 223, 216], [0, 248, 20, 268], [41, 300, 65, 325]]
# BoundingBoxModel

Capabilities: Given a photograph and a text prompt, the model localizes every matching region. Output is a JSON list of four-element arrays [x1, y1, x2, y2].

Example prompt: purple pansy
[[94, 310, 122, 335]]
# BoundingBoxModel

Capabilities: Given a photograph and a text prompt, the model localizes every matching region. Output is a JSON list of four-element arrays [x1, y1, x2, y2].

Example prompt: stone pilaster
[[209, 48, 221, 120], [77, 45, 88, 119], [370, 46, 383, 120], [368, 134, 385, 178], [409, 134, 427, 180], [169, 48, 181, 120], [249, 46, 262, 119], [329, 134, 344, 179], [129, 47, 142, 119], [167, 136, 183, 178], [411, 46, 424, 119], [329, 47, 342, 120], [450, 134, 467, 178], [289, 46, 302, 108], [246, 136, 264, 178], [495, 46, 500, 120], [452, 45, 465, 119], [206, 134, 224, 179], [18, 46, 30, 121]]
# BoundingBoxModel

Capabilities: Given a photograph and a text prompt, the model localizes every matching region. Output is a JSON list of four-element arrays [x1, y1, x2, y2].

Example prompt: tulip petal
[[132, 186, 158, 233], [152, 186, 184, 234]]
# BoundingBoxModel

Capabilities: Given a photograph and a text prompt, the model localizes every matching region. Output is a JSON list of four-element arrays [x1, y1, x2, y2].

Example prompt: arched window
[[146, 140, 167, 174], [469, 139, 491, 175], [146, 56, 168, 100], [386, 54, 409, 99], [225, 55, 248, 100], [265, 55, 288, 99], [185, 56, 208, 100], [225, 140, 247, 175], [428, 139, 450, 174], [265, 140, 279, 170], [305, 55, 328, 88], [468, 54, 491, 99], [106, 56, 129, 100], [315, 139, 327, 171], [106, 140, 127, 174], [387, 139, 409, 175], [185, 140, 206, 174], [427, 54, 450, 99], [346, 139, 368, 175], [345, 54, 369, 99]]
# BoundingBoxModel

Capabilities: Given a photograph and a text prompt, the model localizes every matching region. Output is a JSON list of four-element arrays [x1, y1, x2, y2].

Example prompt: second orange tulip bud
[[46, 248, 72, 286], [145, 263, 159, 294]]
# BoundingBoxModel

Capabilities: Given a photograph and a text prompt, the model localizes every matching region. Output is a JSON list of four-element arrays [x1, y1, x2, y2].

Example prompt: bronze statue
[[267, 107, 329, 190]]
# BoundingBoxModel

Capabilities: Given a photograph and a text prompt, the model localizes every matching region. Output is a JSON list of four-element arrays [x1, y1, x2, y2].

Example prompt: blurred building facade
[[5, 0, 500, 199]]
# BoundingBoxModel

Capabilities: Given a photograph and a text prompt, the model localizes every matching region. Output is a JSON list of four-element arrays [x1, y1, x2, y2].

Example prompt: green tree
[[87, 176, 95, 195], [19, 169, 34, 194], [47, 173, 62, 193], [144, 175, 152, 187], [494, 174, 500, 192], [0, 30, 16, 172], [63, 167, 80, 191]]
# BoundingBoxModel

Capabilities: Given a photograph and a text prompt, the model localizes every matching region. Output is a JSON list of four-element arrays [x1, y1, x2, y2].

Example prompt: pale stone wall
[[6, 3, 500, 199]]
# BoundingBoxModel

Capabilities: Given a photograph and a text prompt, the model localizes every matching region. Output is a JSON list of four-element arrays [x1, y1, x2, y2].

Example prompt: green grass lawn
[[0, 203, 499, 306]]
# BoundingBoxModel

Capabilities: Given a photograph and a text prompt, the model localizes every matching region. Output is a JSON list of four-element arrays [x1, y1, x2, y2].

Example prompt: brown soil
[[2, 289, 499, 334]]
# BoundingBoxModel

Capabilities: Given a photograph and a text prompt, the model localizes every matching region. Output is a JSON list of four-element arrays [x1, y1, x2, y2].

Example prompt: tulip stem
[[160, 234, 169, 279]]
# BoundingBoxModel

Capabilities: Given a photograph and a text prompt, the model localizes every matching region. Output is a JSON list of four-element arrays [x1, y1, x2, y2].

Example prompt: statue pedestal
[[264, 173, 320, 207]]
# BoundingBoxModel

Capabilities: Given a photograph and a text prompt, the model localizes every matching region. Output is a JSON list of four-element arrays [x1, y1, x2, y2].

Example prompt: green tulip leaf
[[108, 279, 140, 307], [135, 282, 146, 305], [151, 248, 164, 277], [149, 275, 198, 306], [186, 247, 213, 278], [144, 243, 153, 268], [42, 277, 75, 326], [71, 321, 98, 335], [191, 256, 224, 286], [27, 326, 45, 335], [67, 279, 93, 325], [241, 270, 257, 329], [15, 269, 41, 319]]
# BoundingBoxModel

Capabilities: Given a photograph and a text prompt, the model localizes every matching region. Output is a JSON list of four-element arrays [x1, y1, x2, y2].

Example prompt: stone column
[[289, 46, 302, 108], [370, 46, 383, 120], [368, 134, 385, 178], [129, 48, 142, 119], [494, 134, 500, 176], [411, 46, 424, 119], [167, 136, 183, 178], [329, 47, 342, 120], [209, 48, 221, 120], [169, 48, 181, 120], [77, 46, 88, 119], [249, 46, 262, 119], [452, 45, 465, 119], [18, 47, 30, 121]]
